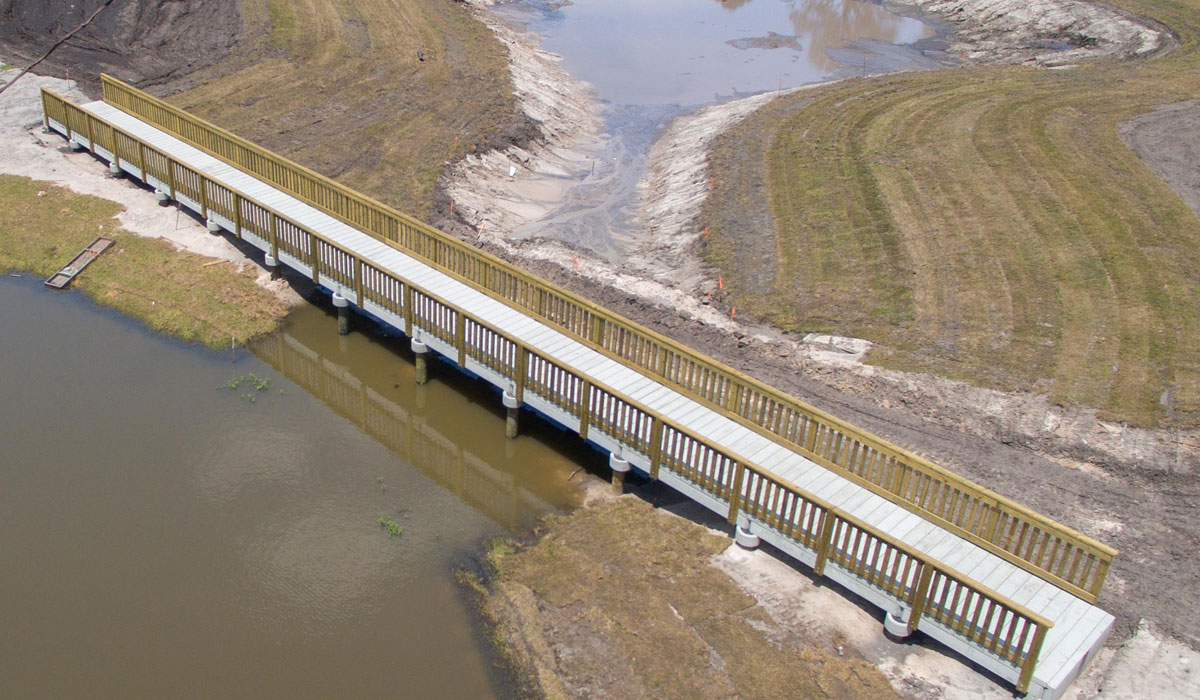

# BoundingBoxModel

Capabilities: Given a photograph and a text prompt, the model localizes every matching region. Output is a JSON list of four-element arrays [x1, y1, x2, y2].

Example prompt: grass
[[702, 0, 1200, 428], [163, 0, 529, 221], [0, 175, 288, 347], [482, 498, 903, 700]]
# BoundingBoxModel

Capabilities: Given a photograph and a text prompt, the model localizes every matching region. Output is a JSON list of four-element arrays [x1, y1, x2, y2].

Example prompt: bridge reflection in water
[[252, 308, 585, 531]]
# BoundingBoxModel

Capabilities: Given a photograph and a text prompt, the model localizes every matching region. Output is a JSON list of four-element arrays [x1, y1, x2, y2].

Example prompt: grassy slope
[[703, 0, 1200, 428], [0, 175, 287, 346], [164, 0, 527, 221]]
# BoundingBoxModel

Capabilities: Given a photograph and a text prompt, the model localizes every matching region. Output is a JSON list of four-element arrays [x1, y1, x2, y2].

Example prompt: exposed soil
[[1119, 99, 1200, 223], [0, 0, 242, 96]]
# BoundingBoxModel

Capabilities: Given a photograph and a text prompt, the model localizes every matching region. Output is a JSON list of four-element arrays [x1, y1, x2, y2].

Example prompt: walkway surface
[[54, 99, 1114, 699]]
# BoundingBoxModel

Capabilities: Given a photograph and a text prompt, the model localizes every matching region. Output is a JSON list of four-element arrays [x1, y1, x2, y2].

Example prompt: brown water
[[0, 276, 588, 699]]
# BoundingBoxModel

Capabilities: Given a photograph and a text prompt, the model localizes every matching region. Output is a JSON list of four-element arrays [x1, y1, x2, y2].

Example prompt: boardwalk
[[41, 77, 1116, 699]]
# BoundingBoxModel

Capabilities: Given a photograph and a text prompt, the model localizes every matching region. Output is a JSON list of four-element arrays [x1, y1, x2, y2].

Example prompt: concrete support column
[[108, 161, 123, 178], [502, 390, 521, 439], [207, 219, 222, 235], [609, 453, 631, 495], [412, 337, 430, 385], [155, 188, 170, 206], [883, 611, 913, 639], [264, 253, 281, 281], [332, 292, 350, 336], [69, 140, 85, 152], [735, 512, 761, 549]]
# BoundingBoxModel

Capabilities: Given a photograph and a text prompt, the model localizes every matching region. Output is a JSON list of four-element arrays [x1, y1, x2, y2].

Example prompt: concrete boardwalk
[[53, 99, 1113, 699]]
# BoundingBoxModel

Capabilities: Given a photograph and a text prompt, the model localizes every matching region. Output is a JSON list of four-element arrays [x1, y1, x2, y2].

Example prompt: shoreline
[[447, 0, 1185, 479], [0, 65, 301, 344]]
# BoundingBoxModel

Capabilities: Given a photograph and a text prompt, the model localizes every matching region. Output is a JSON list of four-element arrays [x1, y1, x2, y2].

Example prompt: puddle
[[489, 0, 947, 260]]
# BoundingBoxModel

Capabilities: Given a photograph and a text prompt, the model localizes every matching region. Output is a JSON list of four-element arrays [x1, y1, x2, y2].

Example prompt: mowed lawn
[[164, 0, 528, 221], [703, 0, 1200, 428]]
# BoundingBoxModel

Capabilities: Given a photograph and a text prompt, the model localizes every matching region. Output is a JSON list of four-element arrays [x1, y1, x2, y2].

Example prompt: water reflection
[[789, 0, 924, 72], [251, 304, 588, 532], [525, 0, 931, 106]]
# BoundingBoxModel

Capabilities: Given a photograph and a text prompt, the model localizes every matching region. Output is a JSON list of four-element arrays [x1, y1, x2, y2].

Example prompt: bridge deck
[[58, 99, 1112, 699]]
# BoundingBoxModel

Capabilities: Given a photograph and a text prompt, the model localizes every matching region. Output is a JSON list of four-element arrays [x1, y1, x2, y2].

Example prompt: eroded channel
[[490, 0, 945, 259]]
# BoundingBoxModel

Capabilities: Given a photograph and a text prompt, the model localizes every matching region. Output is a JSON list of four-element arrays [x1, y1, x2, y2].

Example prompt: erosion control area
[[0, 0, 241, 91]]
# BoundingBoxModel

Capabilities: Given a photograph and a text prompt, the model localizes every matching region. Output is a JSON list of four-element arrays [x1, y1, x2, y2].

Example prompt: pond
[[0, 276, 588, 699]]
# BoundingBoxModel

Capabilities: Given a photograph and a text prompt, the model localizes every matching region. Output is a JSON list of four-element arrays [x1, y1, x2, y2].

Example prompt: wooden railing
[[92, 73, 1116, 604], [43, 86, 1056, 690]]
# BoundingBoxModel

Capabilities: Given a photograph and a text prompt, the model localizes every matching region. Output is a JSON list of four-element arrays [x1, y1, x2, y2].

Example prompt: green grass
[[166, 0, 528, 221], [703, 0, 1200, 428], [0, 175, 288, 346]]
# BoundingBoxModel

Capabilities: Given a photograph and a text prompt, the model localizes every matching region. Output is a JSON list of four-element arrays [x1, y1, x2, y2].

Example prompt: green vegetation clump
[[220, 373, 271, 391], [378, 517, 403, 538], [702, 0, 1200, 428], [0, 175, 288, 347]]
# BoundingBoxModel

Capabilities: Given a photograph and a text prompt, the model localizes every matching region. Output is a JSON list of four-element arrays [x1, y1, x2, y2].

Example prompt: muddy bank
[[0, 0, 241, 94]]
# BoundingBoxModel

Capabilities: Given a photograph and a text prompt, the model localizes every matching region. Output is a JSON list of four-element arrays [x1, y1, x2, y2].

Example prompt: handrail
[[92, 76, 1117, 601], [42, 86, 1058, 691]]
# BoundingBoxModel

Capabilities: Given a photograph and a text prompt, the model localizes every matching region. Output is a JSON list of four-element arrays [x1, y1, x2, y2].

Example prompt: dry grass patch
[[703, 0, 1200, 427], [482, 498, 903, 700], [0, 175, 287, 346], [162, 0, 532, 221]]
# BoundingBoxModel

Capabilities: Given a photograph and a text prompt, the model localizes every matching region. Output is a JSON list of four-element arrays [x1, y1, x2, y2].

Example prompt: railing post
[[456, 311, 466, 366], [906, 564, 936, 635], [354, 257, 364, 307], [168, 158, 176, 201], [403, 283, 415, 336], [727, 461, 747, 524], [232, 192, 242, 239], [1089, 558, 1111, 601], [1016, 622, 1049, 694], [86, 113, 95, 149], [200, 175, 209, 221], [269, 214, 280, 260], [309, 234, 320, 284], [813, 510, 837, 576], [591, 315, 603, 346], [514, 346, 527, 403], [579, 380, 592, 440], [649, 418, 664, 480], [138, 142, 147, 181]]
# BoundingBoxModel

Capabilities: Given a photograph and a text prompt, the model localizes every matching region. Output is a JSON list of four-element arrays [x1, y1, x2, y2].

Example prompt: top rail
[[96, 74, 1115, 602]]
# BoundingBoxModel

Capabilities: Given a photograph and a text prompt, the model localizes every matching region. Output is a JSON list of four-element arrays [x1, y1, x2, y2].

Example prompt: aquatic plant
[[379, 517, 403, 538]]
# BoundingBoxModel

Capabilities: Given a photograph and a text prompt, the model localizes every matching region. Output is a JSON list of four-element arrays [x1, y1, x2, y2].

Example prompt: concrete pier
[[412, 337, 430, 385], [609, 453, 630, 495], [734, 512, 761, 550], [503, 390, 521, 439], [264, 253, 281, 281], [332, 292, 350, 335]]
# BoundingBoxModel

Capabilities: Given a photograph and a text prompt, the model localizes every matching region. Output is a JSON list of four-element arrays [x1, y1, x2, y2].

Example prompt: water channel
[[0, 275, 591, 699], [493, 0, 944, 259]]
